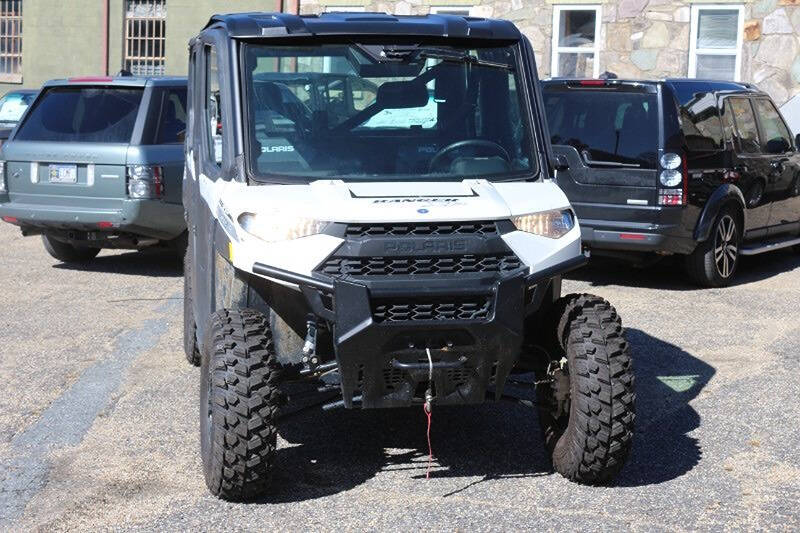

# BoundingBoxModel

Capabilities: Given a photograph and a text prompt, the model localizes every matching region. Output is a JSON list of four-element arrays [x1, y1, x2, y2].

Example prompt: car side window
[[678, 94, 723, 151], [752, 98, 792, 154], [728, 97, 760, 154], [721, 99, 736, 147], [205, 44, 223, 166], [156, 88, 187, 144]]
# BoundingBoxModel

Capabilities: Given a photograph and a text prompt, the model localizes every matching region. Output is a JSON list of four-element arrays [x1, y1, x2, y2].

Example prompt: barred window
[[0, 0, 22, 82], [124, 0, 166, 76]]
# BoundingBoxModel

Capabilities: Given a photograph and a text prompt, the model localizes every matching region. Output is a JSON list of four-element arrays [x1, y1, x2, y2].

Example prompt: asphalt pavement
[[1, 222, 799, 531]]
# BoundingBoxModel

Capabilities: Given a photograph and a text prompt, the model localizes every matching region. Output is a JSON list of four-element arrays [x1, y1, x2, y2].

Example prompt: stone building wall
[[299, 0, 800, 107]]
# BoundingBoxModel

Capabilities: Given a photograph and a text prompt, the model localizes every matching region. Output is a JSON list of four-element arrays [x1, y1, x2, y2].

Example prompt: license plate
[[49, 164, 77, 184]]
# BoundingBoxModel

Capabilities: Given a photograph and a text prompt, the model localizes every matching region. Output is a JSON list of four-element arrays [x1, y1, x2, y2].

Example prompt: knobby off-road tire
[[41, 234, 100, 263], [183, 239, 200, 366], [684, 206, 741, 288], [200, 309, 280, 501], [536, 293, 635, 484]]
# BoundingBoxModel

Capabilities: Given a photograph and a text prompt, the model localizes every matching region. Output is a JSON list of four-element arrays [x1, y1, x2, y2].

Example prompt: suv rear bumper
[[574, 203, 697, 255], [253, 255, 586, 409], [581, 220, 695, 254], [0, 196, 185, 241]]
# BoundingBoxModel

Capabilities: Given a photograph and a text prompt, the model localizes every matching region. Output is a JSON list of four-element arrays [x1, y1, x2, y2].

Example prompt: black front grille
[[319, 252, 521, 277], [345, 221, 498, 237], [372, 296, 492, 322]]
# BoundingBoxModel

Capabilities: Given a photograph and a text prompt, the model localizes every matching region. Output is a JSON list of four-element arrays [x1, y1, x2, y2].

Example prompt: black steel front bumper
[[253, 255, 586, 409]]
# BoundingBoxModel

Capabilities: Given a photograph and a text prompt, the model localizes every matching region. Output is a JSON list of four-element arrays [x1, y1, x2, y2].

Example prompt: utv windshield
[[242, 43, 536, 182]]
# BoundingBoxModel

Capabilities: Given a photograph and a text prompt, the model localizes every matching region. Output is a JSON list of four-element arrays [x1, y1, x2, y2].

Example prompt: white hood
[[203, 176, 581, 281], [216, 178, 572, 223]]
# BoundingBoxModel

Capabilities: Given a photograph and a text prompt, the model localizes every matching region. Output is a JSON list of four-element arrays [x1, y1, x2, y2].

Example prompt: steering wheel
[[428, 139, 511, 173]]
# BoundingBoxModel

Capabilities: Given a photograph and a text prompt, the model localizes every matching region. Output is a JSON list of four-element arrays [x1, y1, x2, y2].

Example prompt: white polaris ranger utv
[[184, 12, 635, 501]]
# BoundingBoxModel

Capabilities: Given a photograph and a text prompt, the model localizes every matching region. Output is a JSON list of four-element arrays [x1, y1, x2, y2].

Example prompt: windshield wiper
[[382, 46, 514, 70], [581, 150, 641, 168]]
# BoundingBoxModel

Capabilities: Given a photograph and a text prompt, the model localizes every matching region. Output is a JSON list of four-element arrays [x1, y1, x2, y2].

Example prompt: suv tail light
[[658, 153, 687, 206], [127, 165, 164, 199], [0, 160, 5, 193]]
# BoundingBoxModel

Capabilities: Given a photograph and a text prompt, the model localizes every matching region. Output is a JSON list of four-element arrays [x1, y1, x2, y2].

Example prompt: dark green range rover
[[0, 75, 187, 262]]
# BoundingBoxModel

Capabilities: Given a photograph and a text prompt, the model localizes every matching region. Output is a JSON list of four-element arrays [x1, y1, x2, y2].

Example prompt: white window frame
[[430, 6, 476, 16], [324, 5, 366, 12], [688, 4, 744, 82], [551, 4, 602, 79], [124, 0, 167, 77]]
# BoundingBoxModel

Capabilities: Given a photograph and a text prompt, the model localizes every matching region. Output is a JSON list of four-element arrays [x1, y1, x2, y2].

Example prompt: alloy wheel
[[714, 214, 738, 279]]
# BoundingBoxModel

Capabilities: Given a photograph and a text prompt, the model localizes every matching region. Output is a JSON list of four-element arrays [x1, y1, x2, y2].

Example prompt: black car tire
[[200, 309, 279, 501], [41, 234, 100, 263], [183, 238, 201, 366], [536, 293, 635, 485], [685, 206, 742, 288]]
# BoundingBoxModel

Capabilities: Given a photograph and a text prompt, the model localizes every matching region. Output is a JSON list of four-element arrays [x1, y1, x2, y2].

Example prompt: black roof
[[664, 78, 759, 93], [204, 12, 521, 41], [543, 77, 760, 94]]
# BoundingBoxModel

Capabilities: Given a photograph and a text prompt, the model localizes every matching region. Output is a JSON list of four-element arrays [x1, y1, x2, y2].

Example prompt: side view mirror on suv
[[766, 137, 791, 154]]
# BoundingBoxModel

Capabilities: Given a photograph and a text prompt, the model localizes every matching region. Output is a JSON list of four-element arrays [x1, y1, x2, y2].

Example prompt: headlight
[[511, 209, 575, 239], [237, 212, 329, 243]]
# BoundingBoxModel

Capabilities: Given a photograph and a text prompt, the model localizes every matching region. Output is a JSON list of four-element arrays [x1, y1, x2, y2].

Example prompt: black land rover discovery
[[543, 78, 800, 287]]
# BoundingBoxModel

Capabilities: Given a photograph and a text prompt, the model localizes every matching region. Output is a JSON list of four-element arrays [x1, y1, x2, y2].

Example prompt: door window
[[752, 98, 792, 154], [727, 97, 760, 154], [205, 44, 223, 165], [156, 87, 187, 144]]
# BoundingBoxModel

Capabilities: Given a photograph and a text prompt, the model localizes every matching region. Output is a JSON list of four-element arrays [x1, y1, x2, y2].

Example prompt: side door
[[751, 97, 800, 237], [722, 96, 772, 240], [193, 35, 230, 342]]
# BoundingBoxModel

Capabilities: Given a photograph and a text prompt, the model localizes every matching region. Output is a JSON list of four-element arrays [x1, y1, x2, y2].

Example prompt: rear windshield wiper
[[382, 46, 514, 70], [581, 150, 641, 168]]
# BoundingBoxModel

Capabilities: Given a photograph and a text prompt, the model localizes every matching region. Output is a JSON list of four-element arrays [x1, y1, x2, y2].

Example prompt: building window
[[430, 6, 475, 16], [0, 0, 22, 83], [124, 0, 166, 76], [551, 5, 601, 79], [324, 5, 366, 12], [689, 4, 744, 81]]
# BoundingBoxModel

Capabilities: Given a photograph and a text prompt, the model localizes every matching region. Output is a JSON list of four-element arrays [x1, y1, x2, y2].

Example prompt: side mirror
[[766, 137, 790, 154], [553, 154, 570, 171]]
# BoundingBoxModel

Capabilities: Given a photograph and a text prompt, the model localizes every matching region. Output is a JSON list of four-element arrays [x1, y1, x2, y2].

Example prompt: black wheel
[[183, 237, 200, 366], [685, 206, 741, 287], [536, 293, 635, 485], [41, 234, 100, 263], [200, 309, 280, 501]]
